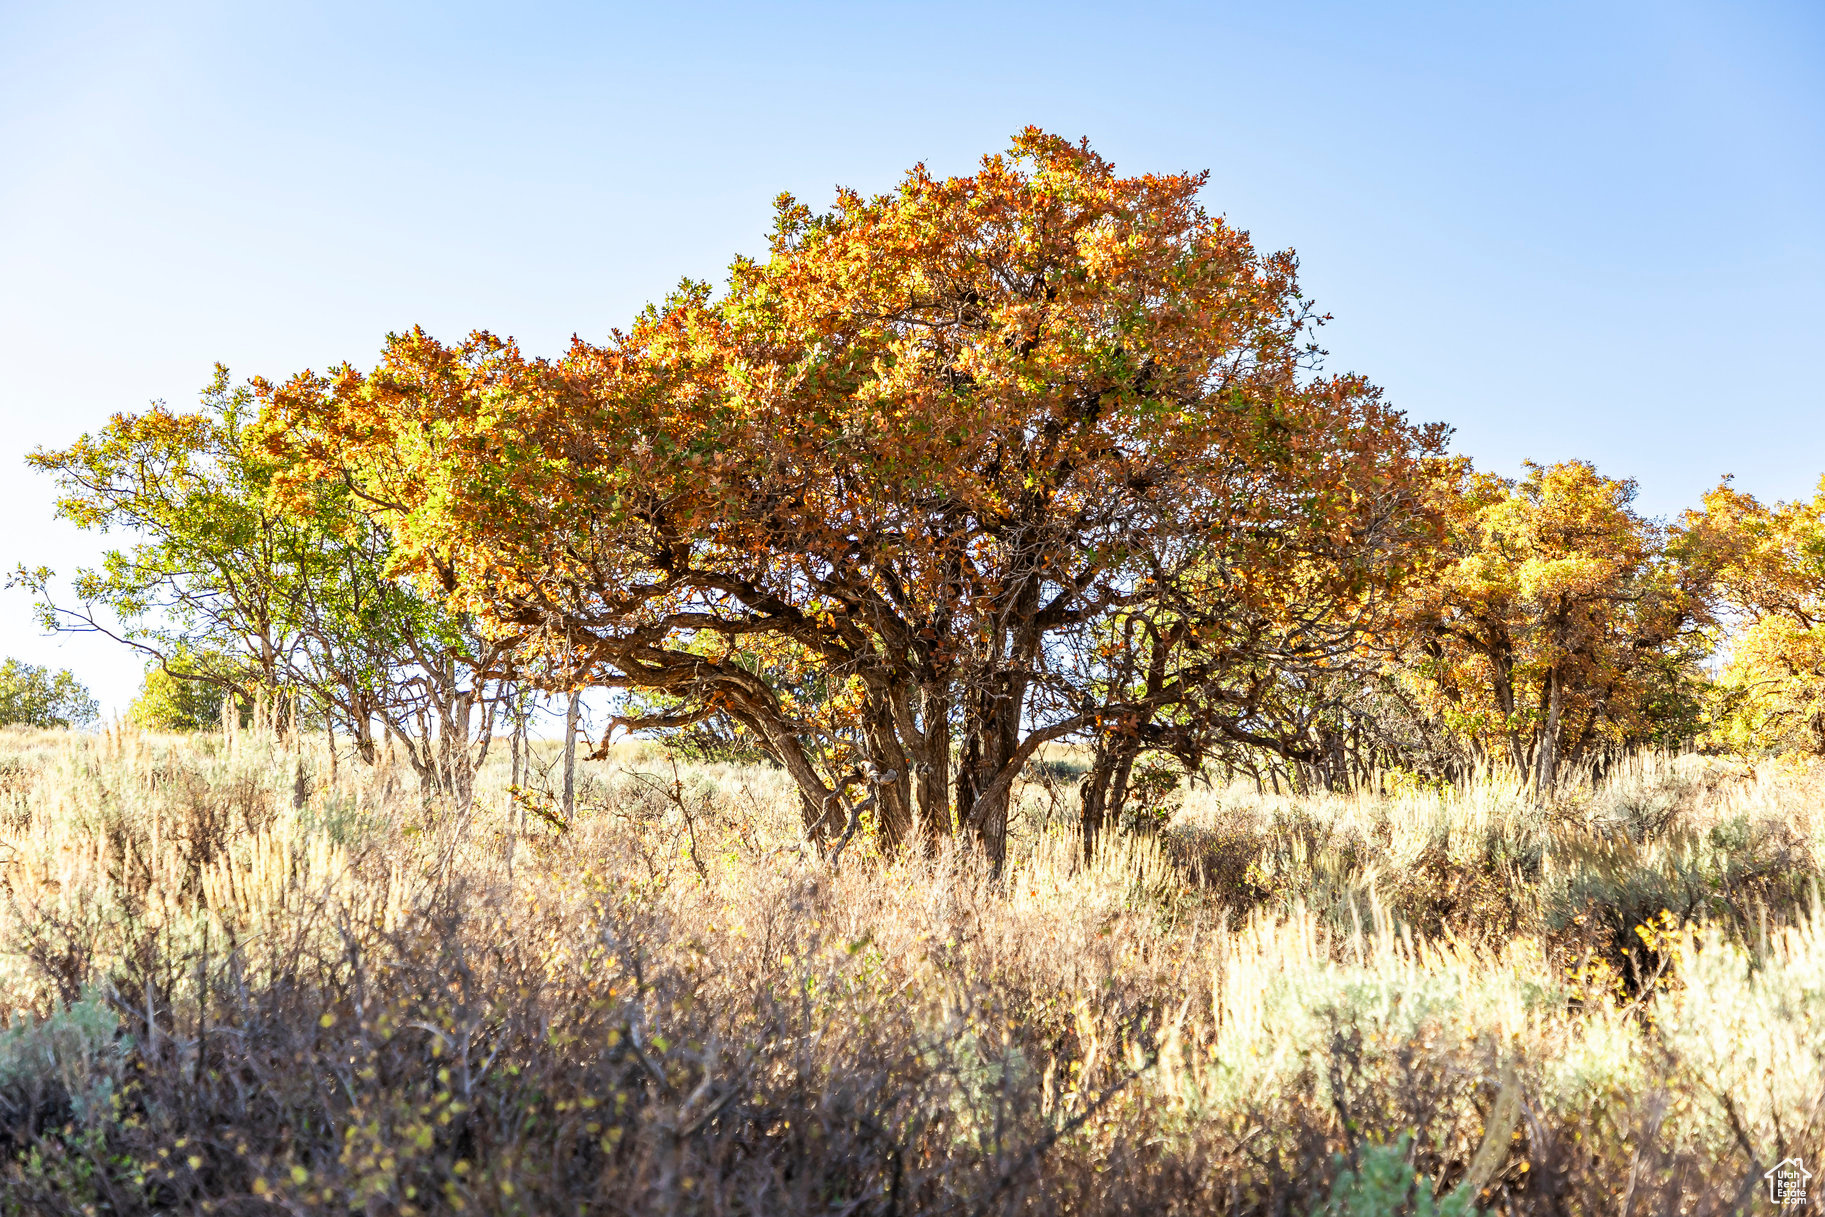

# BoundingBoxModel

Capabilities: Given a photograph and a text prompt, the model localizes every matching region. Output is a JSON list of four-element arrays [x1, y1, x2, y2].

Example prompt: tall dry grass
[[0, 724, 1821, 1214]]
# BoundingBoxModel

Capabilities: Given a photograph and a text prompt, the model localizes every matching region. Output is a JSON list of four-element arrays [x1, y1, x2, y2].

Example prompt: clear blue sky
[[3, 0, 1821, 715]]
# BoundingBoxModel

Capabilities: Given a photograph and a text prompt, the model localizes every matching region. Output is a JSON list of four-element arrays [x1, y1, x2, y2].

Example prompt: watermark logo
[[1766, 1157, 1811, 1206]]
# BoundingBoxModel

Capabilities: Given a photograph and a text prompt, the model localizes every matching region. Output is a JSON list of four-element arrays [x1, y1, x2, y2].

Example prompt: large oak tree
[[265, 131, 1447, 866]]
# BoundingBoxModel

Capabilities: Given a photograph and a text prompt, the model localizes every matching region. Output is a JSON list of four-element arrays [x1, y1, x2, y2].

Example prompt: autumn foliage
[[25, 129, 1825, 869], [1693, 476, 1825, 751], [1393, 460, 1715, 789], [262, 131, 1448, 865]]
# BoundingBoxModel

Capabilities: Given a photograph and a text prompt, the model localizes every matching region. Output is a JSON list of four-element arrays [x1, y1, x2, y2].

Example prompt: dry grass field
[[1, 724, 1821, 1214]]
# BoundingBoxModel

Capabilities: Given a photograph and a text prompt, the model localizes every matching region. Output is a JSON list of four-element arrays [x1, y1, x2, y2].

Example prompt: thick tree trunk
[[916, 688, 952, 848], [726, 703, 843, 844], [862, 703, 915, 851], [1107, 747, 1137, 829], [1327, 729, 1348, 792], [1080, 736, 1141, 863], [1493, 665, 1530, 785], [353, 707, 377, 765], [957, 673, 1024, 874], [440, 688, 476, 810], [1536, 666, 1562, 796]]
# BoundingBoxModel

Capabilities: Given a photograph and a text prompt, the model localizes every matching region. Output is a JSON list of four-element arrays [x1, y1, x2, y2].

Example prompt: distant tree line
[[16, 131, 1825, 869], [0, 658, 97, 730]]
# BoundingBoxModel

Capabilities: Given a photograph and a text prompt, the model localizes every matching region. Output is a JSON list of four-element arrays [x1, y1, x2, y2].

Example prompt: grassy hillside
[[0, 725, 1819, 1213]]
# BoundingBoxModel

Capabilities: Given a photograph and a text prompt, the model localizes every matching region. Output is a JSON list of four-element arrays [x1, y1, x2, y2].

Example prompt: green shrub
[[127, 665, 227, 732], [0, 991, 122, 1127], [1315, 1136, 1476, 1217]]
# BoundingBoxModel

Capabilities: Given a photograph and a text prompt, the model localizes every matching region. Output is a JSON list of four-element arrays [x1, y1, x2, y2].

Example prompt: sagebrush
[[0, 725, 1819, 1214]]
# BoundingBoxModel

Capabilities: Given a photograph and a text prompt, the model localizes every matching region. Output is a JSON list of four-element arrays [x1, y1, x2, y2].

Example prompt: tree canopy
[[1394, 460, 1716, 788], [0, 659, 98, 730], [264, 130, 1449, 865], [1694, 476, 1825, 753]]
